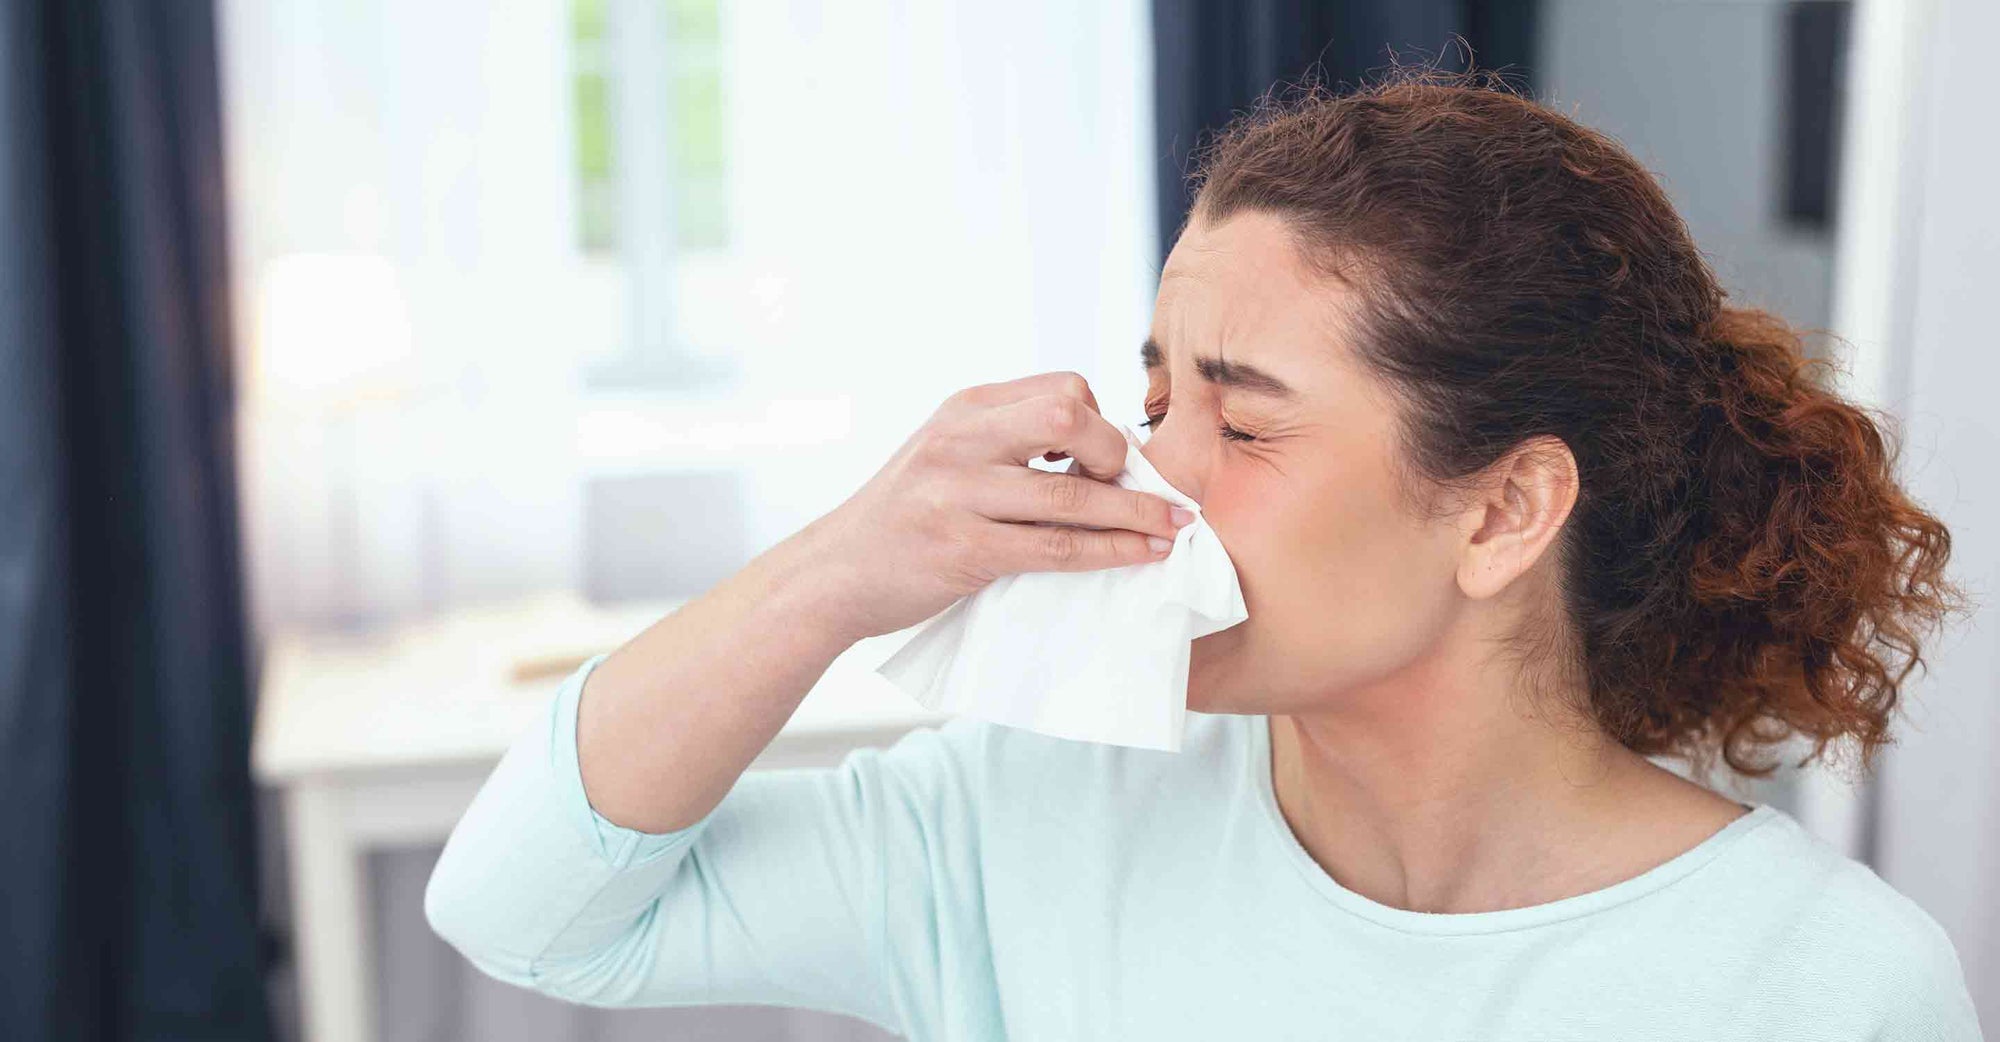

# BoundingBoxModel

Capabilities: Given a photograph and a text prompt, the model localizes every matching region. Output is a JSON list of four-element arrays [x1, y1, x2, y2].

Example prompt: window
[[570, 0, 729, 254], [220, 0, 1158, 630]]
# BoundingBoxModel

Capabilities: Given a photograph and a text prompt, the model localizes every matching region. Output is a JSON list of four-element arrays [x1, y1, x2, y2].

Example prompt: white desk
[[251, 593, 947, 1042]]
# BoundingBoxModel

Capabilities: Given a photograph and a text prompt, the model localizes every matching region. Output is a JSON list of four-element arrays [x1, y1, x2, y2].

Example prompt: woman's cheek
[[1192, 468, 1250, 551], [1198, 466, 1289, 596]]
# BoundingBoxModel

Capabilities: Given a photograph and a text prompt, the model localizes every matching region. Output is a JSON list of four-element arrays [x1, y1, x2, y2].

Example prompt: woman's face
[[1141, 210, 1470, 715]]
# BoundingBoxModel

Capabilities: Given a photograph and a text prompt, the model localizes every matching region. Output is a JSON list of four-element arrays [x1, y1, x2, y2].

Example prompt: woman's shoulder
[[1719, 807, 1978, 1029], [1740, 808, 1953, 947]]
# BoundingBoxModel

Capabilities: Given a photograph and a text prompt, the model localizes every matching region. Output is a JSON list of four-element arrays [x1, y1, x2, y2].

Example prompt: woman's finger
[[967, 465, 1187, 540], [976, 518, 1172, 576], [973, 392, 1130, 480], [945, 370, 1100, 416]]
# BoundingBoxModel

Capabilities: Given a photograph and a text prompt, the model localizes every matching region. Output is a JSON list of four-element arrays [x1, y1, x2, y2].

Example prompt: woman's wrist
[[757, 515, 876, 651]]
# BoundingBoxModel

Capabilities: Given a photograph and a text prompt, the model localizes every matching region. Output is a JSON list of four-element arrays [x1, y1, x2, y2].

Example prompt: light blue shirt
[[425, 654, 1983, 1040]]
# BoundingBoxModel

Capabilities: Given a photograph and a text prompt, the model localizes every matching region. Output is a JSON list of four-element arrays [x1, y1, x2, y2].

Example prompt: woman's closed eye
[[1139, 408, 1257, 442]]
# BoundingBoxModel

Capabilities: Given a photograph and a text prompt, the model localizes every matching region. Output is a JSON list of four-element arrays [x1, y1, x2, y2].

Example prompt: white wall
[[1852, 0, 2000, 1024]]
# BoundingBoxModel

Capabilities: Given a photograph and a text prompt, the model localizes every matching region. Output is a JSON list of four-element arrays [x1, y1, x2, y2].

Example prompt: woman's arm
[[423, 653, 996, 1036], [424, 372, 1187, 1028], [573, 525, 865, 834]]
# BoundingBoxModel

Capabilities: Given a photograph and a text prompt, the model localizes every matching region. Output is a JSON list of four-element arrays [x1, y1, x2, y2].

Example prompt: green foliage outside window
[[572, 0, 728, 254]]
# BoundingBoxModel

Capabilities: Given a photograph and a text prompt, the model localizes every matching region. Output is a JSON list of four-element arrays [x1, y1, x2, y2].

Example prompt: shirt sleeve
[[422, 653, 999, 1039], [1869, 914, 1987, 1042]]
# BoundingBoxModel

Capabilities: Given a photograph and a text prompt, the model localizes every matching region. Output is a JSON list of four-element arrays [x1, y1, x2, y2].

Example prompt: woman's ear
[[1456, 436, 1578, 600]]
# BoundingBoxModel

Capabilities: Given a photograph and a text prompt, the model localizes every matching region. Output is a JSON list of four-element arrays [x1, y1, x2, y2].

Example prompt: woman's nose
[[1138, 429, 1205, 502]]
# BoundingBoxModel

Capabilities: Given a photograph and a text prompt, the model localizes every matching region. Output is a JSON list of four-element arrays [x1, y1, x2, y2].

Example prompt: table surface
[[251, 591, 949, 781]]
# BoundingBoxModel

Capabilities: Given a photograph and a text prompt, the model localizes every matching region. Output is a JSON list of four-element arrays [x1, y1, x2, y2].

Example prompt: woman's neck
[[1267, 640, 1747, 915]]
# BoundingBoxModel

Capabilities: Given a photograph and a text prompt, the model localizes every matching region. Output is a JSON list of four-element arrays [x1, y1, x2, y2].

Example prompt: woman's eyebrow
[[1140, 337, 1298, 399]]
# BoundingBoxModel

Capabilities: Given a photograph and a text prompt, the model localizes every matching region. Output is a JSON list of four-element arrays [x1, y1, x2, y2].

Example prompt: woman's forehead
[[1153, 213, 1367, 391]]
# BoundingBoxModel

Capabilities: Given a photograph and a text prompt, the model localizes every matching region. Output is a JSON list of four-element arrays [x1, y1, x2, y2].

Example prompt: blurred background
[[1, 1, 1993, 1040]]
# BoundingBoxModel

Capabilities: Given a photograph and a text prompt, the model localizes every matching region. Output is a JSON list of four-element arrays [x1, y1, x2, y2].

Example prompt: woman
[[425, 77, 1982, 1039]]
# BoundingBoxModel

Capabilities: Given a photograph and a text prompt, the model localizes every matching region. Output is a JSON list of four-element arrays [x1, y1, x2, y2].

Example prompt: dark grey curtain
[[1150, 0, 1540, 261], [0, 1, 270, 1040]]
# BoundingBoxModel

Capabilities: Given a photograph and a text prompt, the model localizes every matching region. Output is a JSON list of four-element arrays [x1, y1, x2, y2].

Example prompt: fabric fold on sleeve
[[423, 654, 712, 990], [548, 653, 716, 868]]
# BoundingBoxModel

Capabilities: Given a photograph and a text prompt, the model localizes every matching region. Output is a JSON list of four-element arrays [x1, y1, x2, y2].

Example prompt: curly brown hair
[[1186, 72, 1969, 781]]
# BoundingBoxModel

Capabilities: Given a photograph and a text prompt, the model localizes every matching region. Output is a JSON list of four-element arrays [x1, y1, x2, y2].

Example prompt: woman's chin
[[1185, 627, 1247, 713]]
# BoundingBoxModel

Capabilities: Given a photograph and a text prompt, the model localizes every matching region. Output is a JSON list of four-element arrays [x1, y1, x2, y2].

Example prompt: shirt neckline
[[1245, 713, 1781, 936]]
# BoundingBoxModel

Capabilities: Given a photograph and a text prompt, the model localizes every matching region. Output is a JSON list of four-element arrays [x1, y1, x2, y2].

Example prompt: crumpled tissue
[[875, 423, 1248, 751]]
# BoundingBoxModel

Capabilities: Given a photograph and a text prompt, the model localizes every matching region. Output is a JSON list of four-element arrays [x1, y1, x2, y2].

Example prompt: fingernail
[[1147, 536, 1173, 554], [1170, 507, 1195, 527]]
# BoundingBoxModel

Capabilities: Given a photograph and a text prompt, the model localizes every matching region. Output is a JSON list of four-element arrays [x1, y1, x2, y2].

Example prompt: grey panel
[[584, 470, 750, 603]]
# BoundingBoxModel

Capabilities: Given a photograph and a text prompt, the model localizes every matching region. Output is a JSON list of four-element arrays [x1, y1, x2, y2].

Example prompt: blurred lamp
[[252, 252, 415, 404], [250, 252, 420, 628]]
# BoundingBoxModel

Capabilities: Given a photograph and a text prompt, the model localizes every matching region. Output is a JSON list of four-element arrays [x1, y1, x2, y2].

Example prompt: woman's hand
[[573, 370, 1191, 834], [791, 371, 1194, 642]]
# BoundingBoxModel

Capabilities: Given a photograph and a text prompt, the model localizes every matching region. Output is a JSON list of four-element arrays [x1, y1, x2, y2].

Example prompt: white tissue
[[875, 423, 1248, 751]]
